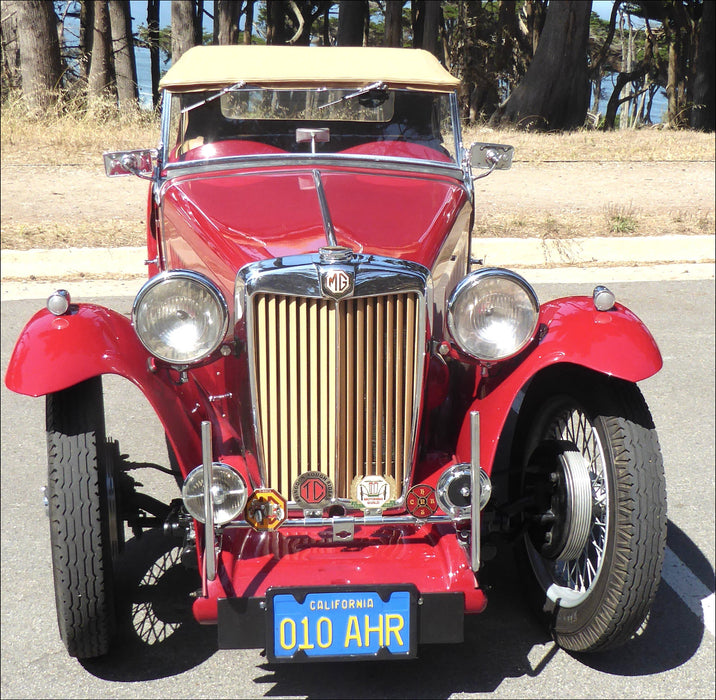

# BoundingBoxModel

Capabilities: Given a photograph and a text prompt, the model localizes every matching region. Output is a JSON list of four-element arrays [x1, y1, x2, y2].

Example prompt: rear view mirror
[[469, 142, 514, 170], [103, 149, 156, 179]]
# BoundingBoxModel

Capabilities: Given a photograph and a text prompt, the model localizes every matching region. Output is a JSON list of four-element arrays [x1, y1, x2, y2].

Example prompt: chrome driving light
[[132, 271, 228, 364], [182, 462, 248, 525], [436, 464, 491, 519], [447, 269, 539, 361]]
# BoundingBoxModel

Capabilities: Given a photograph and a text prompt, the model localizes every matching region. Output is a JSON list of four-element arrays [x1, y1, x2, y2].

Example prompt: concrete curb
[[1, 235, 713, 281], [1, 235, 714, 301]]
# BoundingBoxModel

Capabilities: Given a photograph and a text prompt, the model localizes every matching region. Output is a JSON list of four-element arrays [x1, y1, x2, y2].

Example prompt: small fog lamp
[[436, 464, 492, 519], [182, 462, 247, 525]]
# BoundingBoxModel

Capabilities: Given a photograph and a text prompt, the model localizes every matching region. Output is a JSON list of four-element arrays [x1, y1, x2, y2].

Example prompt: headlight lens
[[182, 463, 248, 525], [132, 271, 228, 364], [447, 269, 539, 361]]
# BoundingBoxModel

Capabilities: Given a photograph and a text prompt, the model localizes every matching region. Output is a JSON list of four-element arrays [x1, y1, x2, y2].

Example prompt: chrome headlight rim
[[132, 270, 229, 365], [447, 267, 539, 362], [181, 462, 248, 525]]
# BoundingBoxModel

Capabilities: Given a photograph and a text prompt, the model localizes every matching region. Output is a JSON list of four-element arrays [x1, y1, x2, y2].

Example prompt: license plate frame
[[266, 585, 418, 662]]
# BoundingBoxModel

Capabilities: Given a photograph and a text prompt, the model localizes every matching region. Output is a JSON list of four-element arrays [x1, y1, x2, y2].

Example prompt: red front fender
[[455, 297, 662, 472], [5, 304, 203, 471]]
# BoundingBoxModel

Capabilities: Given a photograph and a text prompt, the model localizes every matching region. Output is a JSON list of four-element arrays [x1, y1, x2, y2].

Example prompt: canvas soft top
[[159, 45, 460, 93]]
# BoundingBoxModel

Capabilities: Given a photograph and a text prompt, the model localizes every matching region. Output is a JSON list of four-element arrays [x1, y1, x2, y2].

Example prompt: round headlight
[[132, 271, 228, 364], [447, 269, 539, 361], [182, 462, 248, 525]]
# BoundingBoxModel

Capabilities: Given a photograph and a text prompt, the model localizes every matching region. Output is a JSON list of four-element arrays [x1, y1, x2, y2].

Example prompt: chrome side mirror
[[103, 149, 157, 179], [469, 142, 514, 170]]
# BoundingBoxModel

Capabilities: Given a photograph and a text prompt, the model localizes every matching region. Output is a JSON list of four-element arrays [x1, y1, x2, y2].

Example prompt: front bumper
[[192, 522, 486, 650]]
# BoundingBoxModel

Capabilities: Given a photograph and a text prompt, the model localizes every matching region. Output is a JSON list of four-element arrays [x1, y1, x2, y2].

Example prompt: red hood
[[161, 166, 468, 285]]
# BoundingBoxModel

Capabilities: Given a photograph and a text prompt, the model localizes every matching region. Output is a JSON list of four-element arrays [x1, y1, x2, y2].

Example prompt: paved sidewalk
[[1, 234, 714, 301]]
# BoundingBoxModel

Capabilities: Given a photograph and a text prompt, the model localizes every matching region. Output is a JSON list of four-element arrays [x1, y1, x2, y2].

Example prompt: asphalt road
[[1, 280, 714, 699]]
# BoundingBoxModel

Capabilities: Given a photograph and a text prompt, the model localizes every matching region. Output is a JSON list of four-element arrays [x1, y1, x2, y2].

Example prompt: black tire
[[514, 370, 667, 652], [46, 376, 122, 658]]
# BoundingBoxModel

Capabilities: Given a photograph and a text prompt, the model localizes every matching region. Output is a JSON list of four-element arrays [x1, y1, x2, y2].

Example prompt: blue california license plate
[[266, 586, 417, 662]]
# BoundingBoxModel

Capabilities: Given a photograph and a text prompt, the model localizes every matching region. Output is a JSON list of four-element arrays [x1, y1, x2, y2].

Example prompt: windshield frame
[[159, 86, 467, 181]]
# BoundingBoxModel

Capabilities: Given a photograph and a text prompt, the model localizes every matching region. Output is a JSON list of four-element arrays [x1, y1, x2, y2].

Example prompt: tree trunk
[[243, 0, 254, 44], [337, 0, 366, 47], [1, 0, 21, 96], [691, 0, 714, 131], [108, 0, 137, 109], [194, 0, 204, 46], [666, 25, 679, 126], [214, 0, 240, 45], [147, 0, 160, 107], [384, 0, 403, 47], [13, 0, 62, 112], [266, 0, 290, 45], [522, 0, 547, 56], [88, 0, 113, 99], [421, 0, 440, 56], [172, 0, 197, 63], [491, 0, 592, 131], [79, 0, 94, 80]]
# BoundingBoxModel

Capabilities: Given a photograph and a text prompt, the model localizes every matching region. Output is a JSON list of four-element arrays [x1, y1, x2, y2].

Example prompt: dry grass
[[472, 210, 715, 240], [1, 220, 144, 250], [1, 93, 160, 166], [462, 124, 715, 163], [2, 94, 714, 166]]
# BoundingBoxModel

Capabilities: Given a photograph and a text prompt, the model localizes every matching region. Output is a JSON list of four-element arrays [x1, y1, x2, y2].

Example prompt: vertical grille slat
[[252, 292, 421, 501]]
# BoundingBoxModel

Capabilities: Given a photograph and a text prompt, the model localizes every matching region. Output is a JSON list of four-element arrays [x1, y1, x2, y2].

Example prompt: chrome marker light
[[47, 290, 71, 316]]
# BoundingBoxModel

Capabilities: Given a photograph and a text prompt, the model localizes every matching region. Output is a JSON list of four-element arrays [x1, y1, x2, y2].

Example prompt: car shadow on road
[[79, 519, 711, 691], [80, 528, 218, 681], [574, 519, 713, 676]]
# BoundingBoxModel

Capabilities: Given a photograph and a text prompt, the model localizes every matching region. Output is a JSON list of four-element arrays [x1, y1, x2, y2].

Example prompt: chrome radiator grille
[[251, 292, 422, 501]]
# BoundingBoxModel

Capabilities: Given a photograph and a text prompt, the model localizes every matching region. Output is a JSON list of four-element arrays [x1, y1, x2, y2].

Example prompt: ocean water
[[134, 46, 169, 108]]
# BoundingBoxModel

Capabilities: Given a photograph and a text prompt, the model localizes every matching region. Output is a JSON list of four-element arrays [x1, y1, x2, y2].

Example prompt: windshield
[[165, 87, 458, 165]]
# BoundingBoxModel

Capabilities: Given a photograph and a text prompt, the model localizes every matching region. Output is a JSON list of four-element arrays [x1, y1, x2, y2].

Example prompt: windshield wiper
[[318, 81, 387, 110], [181, 81, 247, 114]]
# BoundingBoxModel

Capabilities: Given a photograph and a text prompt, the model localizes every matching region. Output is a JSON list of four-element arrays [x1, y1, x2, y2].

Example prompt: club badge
[[245, 489, 286, 531], [292, 471, 334, 509], [350, 474, 397, 511], [406, 484, 438, 519]]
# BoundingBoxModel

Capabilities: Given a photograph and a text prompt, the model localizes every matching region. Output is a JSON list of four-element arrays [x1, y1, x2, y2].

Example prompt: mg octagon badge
[[320, 267, 354, 300]]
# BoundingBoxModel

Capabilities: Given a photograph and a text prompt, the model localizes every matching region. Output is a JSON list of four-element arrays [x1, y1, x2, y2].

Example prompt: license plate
[[267, 586, 417, 662]]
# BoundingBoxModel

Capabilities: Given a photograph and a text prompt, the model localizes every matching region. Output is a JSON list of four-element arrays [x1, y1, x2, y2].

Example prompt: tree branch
[[590, 0, 624, 77]]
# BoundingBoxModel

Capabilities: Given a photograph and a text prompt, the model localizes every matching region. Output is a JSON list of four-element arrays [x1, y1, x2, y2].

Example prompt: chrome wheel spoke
[[532, 404, 610, 605]]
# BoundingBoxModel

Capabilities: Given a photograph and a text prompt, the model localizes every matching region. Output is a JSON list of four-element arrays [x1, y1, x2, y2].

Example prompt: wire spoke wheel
[[516, 371, 667, 652], [525, 408, 609, 608]]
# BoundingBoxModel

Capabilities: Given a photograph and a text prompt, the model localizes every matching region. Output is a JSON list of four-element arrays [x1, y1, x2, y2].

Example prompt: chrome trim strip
[[470, 411, 480, 572], [164, 153, 466, 181], [159, 91, 174, 167], [202, 421, 216, 582], [311, 169, 337, 246], [223, 513, 455, 530]]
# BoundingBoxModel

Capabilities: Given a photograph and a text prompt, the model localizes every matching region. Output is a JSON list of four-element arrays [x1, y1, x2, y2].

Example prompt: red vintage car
[[5, 46, 667, 662]]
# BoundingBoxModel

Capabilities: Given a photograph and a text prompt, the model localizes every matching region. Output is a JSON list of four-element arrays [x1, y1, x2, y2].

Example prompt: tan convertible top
[[159, 45, 460, 93]]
